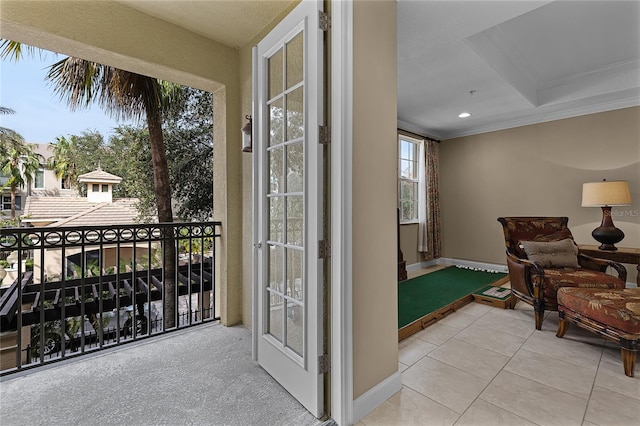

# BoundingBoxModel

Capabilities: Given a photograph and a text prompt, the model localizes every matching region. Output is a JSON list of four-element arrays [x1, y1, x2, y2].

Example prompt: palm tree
[[1, 43, 181, 328], [0, 107, 25, 157], [48, 135, 77, 190], [0, 142, 43, 219]]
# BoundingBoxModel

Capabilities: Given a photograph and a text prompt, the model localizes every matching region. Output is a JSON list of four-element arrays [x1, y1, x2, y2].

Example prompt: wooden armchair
[[497, 217, 627, 330]]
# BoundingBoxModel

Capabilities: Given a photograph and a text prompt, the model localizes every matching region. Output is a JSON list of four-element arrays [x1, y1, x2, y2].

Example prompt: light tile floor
[[359, 267, 640, 426]]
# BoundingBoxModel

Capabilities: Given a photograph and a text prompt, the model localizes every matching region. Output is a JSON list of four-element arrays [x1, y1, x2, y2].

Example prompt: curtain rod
[[397, 128, 441, 143]]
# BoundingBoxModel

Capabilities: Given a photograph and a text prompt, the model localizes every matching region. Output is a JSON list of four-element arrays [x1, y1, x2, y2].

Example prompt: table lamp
[[581, 179, 632, 251]]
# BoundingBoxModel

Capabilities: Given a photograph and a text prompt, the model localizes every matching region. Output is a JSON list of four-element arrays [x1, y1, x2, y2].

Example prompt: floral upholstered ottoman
[[556, 287, 640, 377]]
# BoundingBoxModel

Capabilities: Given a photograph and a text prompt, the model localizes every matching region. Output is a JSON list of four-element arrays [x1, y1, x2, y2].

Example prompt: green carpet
[[398, 266, 507, 329]]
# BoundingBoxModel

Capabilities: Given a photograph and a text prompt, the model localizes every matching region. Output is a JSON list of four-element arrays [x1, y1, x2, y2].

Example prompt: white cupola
[[77, 166, 122, 203]]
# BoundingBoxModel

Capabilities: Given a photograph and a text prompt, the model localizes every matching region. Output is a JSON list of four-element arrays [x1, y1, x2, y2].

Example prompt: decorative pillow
[[520, 238, 580, 268], [516, 228, 574, 258]]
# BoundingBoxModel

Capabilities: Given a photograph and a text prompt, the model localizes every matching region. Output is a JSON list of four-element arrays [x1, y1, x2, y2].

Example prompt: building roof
[[78, 168, 122, 184], [51, 198, 140, 227], [23, 196, 141, 226]]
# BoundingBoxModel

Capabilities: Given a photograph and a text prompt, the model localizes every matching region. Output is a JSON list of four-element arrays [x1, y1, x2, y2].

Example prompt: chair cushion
[[540, 268, 626, 300], [558, 287, 640, 335], [521, 238, 579, 268]]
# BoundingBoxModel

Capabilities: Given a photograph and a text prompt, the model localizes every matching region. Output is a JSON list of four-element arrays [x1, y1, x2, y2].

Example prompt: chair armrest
[[578, 254, 627, 281], [506, 251, 544, 297]]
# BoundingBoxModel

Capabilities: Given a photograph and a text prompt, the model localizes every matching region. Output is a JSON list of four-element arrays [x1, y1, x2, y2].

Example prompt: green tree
[[164, 87, 213, 220], [48, 131, 106, 195], [0, 107, 24, 158], [104, 126, 155, 218], [0, 142, 44, 219]]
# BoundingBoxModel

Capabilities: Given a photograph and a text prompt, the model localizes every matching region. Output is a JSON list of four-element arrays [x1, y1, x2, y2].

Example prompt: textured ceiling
[[397, 0, 640, 139], [118, 0, 295, 49]]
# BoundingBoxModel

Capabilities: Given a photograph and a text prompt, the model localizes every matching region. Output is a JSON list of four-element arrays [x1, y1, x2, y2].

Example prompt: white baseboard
[[406, 258, 508, 274], [352, 371, 402, 423]]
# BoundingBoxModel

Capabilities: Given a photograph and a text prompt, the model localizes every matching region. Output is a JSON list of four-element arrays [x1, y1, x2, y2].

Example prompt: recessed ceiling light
[[458, 112, 471, 118]]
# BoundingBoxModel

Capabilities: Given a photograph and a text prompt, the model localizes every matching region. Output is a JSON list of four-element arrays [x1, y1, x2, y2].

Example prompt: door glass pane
[[286, 300, 303, 356], [286, 196, 303, 246], [269, 146, 284, 193], [268, 48, 283, 100], [268, 291, 284, 342], [286, 142, 303, 193], [286, 248, 303, 301], [269, 98, 284, 146], [269, 244, 284, 293], [286, 32, 304, 89], [286, 87, 304, 141], [269, 197, 283, 243], [264, 23, 307, 358]]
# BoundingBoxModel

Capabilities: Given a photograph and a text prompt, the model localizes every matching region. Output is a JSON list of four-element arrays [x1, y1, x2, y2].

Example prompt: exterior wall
[[86, 183, 113, 203], [440, 106, 640, 282], [352, 0, 398, 400], [1, 143, 62, 219], [29, 143, 62, 196]]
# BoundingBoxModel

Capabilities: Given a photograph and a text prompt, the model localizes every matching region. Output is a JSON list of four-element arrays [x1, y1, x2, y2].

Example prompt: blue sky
[[1, 53, 133, 144]]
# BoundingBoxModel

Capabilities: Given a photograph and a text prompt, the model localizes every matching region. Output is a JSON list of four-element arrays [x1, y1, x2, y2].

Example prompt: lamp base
[[592, 206, 625, 251], [596, 242, 620, 251]]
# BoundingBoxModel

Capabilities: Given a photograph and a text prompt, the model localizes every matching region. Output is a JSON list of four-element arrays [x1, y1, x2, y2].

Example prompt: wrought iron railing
[[0, 221, 221, 375]]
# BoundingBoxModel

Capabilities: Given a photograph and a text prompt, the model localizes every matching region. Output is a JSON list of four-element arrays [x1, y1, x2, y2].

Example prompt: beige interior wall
[[0, 0, 245, 325], [399, 223, 420, 266], [439, 107, 640, 282], [352, 0, 398, 399]]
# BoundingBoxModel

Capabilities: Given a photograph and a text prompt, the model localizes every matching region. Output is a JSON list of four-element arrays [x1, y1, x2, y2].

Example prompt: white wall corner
[[352, 371, 402, 424]]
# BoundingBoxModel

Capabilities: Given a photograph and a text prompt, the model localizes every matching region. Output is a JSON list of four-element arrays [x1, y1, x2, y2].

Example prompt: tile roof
[[78, 168, 122, 184], [52, 199, 141, 227], [24, 197, 96, 222], [23, 197, 144, 226]]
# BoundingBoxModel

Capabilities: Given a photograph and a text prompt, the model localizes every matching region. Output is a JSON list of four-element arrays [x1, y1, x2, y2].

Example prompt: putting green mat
[[398, 267, 508, 329]]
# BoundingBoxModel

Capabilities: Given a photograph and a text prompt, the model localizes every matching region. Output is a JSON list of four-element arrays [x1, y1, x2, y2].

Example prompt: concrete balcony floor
[[0, 323, 320, 426]]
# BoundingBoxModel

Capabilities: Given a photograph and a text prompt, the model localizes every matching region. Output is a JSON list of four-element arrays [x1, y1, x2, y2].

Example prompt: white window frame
[[33, 167, 45, 189], [398, 135, 423, 224], [1, 195, 21, 211]]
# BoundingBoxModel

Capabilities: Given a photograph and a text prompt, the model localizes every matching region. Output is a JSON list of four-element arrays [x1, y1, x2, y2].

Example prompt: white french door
[[253, 0, 324, 418]]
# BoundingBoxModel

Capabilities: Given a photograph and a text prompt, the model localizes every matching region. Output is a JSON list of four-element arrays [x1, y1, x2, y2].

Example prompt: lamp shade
[[581, 180, 632, 207]]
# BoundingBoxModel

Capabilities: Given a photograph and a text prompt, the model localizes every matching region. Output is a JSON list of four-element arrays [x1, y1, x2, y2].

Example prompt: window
[[92, 184, 99, 192], [1, 195, 22, 211], [61, 175, 71, 189], [102, 184, 109, 192], [398, 135, 423, 223], [33, 168, 45, 189]]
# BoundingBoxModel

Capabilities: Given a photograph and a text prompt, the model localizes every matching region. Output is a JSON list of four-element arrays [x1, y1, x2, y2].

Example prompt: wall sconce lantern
[[581, 179, 632, 251], [241, 115, 252, 153]]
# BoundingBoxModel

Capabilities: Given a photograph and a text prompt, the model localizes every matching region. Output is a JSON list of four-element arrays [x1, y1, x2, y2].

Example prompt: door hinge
[[319, 240, 331, 259], [319, 353, 331, 374], [319, 11, 331, 31], [319, 125, 331, 145]]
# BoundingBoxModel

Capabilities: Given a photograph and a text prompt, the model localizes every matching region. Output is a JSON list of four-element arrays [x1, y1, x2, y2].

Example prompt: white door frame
[[252, 1, 355, 424], [329, 1, 354, 425]]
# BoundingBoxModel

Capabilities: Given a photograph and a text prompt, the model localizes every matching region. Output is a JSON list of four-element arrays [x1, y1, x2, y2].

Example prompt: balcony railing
[[0, 221, 221, 375]]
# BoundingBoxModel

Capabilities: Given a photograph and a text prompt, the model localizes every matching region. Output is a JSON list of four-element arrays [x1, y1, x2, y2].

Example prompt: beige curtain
[[418, 139, 441, 259]]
